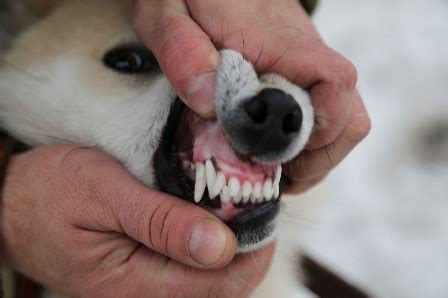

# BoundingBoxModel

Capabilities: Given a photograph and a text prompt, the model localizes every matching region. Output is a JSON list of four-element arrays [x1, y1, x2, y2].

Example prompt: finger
[[133, 0, 219, 118], [285, 175, 328, 194], [112, 178, 237, 269], [183, 0, 358, 147], [62, 150, 237, 269], [122, 243, 275, 297], [255, 40, 359, 150], [284, 91, 371, 185]]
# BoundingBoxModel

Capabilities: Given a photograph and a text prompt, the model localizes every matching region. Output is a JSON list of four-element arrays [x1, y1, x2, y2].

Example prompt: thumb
[[104, 167, 237, 269], [63, 148, 237, 269], [133, 0, 219, 118]]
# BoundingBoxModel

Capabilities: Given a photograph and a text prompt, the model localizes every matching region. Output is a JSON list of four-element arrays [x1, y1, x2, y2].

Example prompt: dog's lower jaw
[[236, 220, 279, 254]]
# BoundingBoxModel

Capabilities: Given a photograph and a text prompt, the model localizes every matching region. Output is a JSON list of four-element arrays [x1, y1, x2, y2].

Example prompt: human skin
[[1, 146, 274, 297], [0, 0, 370, 296]]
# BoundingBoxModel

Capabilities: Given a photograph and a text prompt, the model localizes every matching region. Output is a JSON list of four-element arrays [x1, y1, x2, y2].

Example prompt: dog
[[0, 0, 324, 296]]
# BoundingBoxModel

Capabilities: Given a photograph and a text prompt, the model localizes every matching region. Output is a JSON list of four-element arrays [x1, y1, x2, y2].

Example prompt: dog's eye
[[103, 46, 160, 74]]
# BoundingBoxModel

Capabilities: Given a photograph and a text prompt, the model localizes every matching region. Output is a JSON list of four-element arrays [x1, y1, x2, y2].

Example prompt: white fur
[[0, 57, 175, 185], [216, 50, 314, 164]]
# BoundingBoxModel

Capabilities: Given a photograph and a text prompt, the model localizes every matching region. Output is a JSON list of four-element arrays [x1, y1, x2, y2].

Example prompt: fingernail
[[186, 72, 216, 118], [189, 218, 228, 266]]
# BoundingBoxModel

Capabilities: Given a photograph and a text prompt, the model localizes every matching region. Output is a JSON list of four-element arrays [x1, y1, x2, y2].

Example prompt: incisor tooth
[[194, 163, 206, 203], [205, 160, 217, 198], [220, 186, 231, 203], [233, 190, 243, 204], [243, 192, 251, 204], [213, 172, 226, 197], [242, 181, 252, 200], [228, 177, 241, 197], [251, 182, 262, 203], [263, 178, 273, 201]]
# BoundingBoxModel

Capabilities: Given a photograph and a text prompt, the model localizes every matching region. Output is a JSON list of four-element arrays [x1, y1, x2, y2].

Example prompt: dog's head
[[0, 0, 314, 252]]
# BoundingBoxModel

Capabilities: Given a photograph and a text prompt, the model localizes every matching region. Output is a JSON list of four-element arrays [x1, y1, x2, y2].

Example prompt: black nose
[[234, 88, 303, 156]]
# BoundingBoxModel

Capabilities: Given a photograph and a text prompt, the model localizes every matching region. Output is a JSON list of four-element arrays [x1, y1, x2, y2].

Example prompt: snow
[[303, 1, 448, 297]]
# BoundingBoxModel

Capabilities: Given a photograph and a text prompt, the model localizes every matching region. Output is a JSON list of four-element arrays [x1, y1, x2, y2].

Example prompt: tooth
[[194, 162, 206, 202], [233, 190, 243, 204], [242, 181, 252, 200], [182, 161, 190, 170], [263, 178, 273, 201], [220, 186, 231, 203], [205, 160, 217, 198], [250, 194, 258, 203], [191, 163, 196, 170], [251, 182, 262, 203], [274, 184, 280, 199], [213, 172, 226, 197], [275, 165, 282, 185], [228, 177, 241, 197], [243, 192, 251, 204]]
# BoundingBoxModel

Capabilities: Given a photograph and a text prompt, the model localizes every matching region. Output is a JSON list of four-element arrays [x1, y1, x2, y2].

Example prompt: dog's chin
[[154, 99, 289, 252]]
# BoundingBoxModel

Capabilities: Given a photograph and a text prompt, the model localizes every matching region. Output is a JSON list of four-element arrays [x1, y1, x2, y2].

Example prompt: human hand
[[1, 145, 274, 297], [133, 0, 371, 192]]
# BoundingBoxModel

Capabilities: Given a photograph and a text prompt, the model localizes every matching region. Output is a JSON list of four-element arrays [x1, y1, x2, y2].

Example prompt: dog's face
[[0, 0, 314, 252]]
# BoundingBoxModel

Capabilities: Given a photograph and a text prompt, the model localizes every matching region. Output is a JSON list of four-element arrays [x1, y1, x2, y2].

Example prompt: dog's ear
[[299, 0, 318, 16], [20, 0, 61, 17], [0, 0, 61, 30], [0, 0, 61, 49]]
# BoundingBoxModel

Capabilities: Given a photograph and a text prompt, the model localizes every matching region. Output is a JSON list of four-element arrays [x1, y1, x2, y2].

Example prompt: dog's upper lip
[[174, 106, 279, 183]]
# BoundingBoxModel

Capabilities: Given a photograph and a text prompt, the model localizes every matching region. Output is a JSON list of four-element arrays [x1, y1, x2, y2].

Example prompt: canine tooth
[[242, 181, 252, 200], [213, 172, 226, 197], [220, 186, 231, 203], [191, 163, 196, 170], [182, 161, 190, 170], [194, 163, 206, 203], [195, 162, 205, 181], [233, 191, 243, 204], [205, 160, 217, 198], [263, 178, 274, 201], [274, 184, 280, 199], [228, 177, 241, 197], [251, 182, 262, 203], [194, 179, 206, 203], [275, 165, 282, 185]]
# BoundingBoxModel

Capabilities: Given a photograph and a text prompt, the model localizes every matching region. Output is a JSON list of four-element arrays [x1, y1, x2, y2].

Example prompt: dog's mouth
[[154, 99, 287, 248]]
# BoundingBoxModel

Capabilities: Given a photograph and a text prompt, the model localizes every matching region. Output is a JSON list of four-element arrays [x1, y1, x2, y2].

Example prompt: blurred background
[[303, 0, 448, 297]]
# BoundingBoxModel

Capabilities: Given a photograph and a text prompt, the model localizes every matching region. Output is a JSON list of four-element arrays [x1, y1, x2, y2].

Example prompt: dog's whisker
[[250, 251, 262, 272], [24, 131, 84, 145], [228, 265, 253, 289], [314, 114, 346, 128], [253, 38, 266, 70]]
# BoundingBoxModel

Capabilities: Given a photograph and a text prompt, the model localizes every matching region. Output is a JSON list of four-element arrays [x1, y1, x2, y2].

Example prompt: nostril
[[282, 110, 303, 135], [244, 99, 267, 124]]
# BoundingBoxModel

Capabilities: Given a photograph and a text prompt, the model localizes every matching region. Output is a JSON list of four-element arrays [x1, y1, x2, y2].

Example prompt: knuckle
[[347, 115, 372, 144], [325, 49, 358, 92], [146, 199, 179, 255], [338, 58, 358, 90]]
